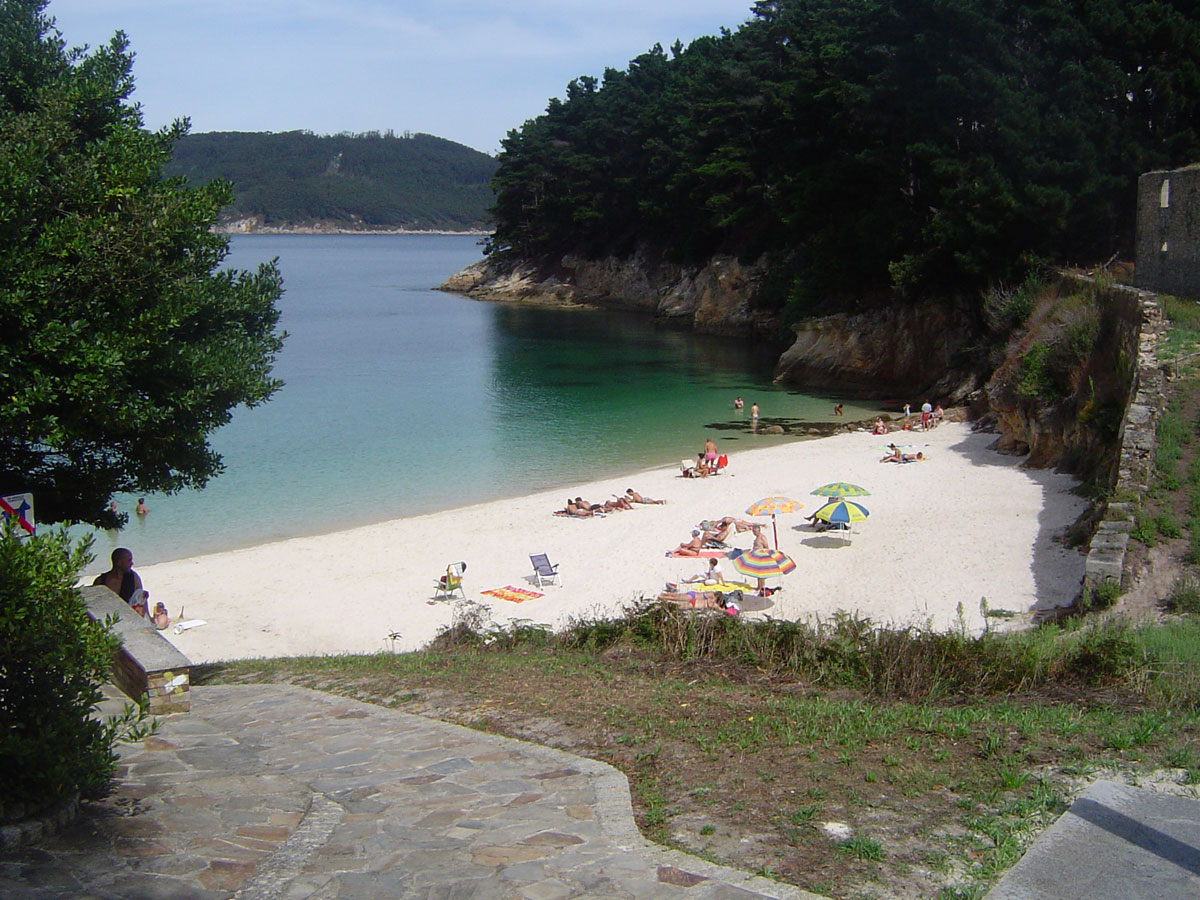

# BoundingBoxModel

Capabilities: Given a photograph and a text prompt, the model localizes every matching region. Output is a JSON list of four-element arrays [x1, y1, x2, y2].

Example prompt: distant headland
[[166, 130, 497, 233]]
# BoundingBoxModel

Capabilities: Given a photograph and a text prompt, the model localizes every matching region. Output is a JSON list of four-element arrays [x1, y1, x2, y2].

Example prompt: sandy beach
[[114, 422, 1088, 663]]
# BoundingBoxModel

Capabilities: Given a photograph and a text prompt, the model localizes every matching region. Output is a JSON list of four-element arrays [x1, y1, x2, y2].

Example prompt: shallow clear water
[[85, 235, 880, 563]]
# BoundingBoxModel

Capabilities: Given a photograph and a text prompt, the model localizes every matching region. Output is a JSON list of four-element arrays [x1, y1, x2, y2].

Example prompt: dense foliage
[[166, 131, 497, 231], [0, 528, 119, 813], [0, 0, 285, 527], [489, 0, 1200, 310]]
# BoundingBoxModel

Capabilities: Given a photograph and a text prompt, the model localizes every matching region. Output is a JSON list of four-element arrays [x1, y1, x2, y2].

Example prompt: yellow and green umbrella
[[811, 499, 870, 525], [810, 482, 871, 498]]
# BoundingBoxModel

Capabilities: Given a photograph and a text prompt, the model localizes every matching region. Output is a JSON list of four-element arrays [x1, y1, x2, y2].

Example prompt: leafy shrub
[[1169, 575, 1200, 615], [1064, 622, 1142, 684], [1083, 579, 1123, 611], [1016, 342, 1056, 401], [983, 272, 1042, 332], [1187, 519, 1200, 565], [0, 528, 120, 817], [1131, 514, 1158, 547], [1157, 513, 1184, 539]]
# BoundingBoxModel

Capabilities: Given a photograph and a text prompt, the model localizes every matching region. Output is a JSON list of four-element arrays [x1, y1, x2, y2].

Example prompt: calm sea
[[85, 235, 879, 563]]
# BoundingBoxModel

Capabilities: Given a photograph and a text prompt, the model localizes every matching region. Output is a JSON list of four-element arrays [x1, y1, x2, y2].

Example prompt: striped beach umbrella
[[746, 496, 804, 548], [811, 499, 870, 525], [731, 548, 797, 581], [810, 482, 871, 498]]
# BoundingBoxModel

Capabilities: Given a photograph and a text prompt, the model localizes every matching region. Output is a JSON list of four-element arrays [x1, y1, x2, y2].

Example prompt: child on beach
[[683, 558, 724, 584]]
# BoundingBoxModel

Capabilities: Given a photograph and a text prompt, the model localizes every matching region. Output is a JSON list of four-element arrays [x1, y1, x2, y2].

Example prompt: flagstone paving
[[0, 685, 821, 900]]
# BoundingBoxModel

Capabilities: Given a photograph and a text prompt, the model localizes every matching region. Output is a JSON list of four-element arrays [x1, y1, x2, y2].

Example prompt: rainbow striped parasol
[[731, 548, 797, 580]]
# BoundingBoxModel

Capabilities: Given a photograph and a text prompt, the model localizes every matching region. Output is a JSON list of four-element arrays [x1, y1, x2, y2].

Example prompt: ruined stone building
[[1136, 165, 1200, 298]]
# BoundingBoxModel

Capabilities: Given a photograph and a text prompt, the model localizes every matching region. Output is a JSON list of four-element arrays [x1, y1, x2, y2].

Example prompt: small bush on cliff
[[983, 272, 1043, 333], [0, 527, 120, 818], [1016, 342, 1058, 401]]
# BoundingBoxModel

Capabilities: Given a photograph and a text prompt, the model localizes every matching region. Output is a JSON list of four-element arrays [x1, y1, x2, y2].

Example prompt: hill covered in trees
[[166, 131, 496, 232], [487, 0, 1200, 318]]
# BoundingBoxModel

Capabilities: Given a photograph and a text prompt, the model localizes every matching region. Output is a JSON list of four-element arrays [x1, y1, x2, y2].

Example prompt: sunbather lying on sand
[[565, 498, 594, 517], [698, 516, 755, 543], [658, 589, 739, 613], [626, 488, 665, 504]]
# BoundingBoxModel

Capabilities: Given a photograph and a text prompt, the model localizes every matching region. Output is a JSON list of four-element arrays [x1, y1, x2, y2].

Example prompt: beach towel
[[705, 581, 755, 592], [666, 549, 726, 558], [553, 510, 607, 518], [481, 586, 544, 603]]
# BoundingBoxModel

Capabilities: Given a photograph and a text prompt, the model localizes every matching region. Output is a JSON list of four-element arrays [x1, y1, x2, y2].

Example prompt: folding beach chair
[[529, 553, 562, 588], [434, 561, 467, 600]]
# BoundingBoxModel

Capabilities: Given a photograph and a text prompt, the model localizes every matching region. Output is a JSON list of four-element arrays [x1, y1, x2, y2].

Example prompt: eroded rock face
[[773, 300, 979, 399], [441, 253, 989, 400], [978, 278, 1146, 474], [437, 252, 774, 336]]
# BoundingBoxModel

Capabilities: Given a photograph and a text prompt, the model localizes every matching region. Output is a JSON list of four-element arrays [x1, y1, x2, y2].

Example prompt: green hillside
[[165, 131, 496, 231]]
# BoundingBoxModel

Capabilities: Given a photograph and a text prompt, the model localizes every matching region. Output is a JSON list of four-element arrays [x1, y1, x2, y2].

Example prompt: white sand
[[114, 422, 1088, 663]]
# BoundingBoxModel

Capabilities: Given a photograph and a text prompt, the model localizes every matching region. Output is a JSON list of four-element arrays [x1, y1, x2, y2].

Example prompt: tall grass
[[432, 601, 1177, 706]]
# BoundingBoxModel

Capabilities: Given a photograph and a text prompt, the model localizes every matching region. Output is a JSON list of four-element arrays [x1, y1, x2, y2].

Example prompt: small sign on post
[[1, 492, 35, 537]]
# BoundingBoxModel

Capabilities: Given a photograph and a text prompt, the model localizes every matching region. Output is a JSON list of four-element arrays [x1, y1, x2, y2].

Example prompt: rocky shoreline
[[437, 253, 982, 400]]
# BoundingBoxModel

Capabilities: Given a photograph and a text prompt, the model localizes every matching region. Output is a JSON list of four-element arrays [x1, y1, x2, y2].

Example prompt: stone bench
[[81, 585, 192, 714]]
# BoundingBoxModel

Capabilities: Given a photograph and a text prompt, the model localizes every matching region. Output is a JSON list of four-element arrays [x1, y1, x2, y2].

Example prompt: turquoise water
[[87, 235, 879, 563]]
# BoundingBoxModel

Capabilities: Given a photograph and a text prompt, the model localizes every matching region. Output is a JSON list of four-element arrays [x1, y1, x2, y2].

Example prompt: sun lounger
[[529, 553, 562, 588]]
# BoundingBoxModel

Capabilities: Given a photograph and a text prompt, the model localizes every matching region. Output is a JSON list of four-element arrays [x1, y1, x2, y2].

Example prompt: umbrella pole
[[772, 513, 779, 550]]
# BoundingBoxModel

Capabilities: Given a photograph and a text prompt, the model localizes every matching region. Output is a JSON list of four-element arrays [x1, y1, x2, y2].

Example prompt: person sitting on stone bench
[[94, 547, 149, 617]]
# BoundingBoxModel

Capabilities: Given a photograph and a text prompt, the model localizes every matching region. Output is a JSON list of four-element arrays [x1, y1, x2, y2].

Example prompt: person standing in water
[[751, 402, 759, 420], [734, 396, 744, 411], [136, 498, 149, 516]]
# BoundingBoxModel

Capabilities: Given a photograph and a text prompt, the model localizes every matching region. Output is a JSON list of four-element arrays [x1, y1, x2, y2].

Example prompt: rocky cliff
[[772, 299, 982, 400], [974, 274, 1142, 479], [438, 252, 778, 337], [440, 253, 988, 400]]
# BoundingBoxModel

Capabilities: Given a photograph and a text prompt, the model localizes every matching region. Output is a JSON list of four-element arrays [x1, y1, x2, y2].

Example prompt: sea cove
[[89, 234, 879, 565]]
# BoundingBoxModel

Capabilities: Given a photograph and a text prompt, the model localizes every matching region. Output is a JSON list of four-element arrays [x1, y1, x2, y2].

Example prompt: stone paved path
[[1, 685, 821, 900]]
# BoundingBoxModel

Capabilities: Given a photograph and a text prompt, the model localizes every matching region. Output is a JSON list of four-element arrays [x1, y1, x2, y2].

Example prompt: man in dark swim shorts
[[94, 547, 149, 616]]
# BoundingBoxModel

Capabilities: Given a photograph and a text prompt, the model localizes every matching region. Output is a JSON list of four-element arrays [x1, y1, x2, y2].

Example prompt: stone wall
[[1082, 286, 1166, 593], [82, 585, 192, 715], [1134, 166, 1200, 299]]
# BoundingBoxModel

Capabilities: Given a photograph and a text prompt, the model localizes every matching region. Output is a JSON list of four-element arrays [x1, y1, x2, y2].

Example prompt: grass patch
[[837, 835, 885, 860], [199, 605, 1200, 900]]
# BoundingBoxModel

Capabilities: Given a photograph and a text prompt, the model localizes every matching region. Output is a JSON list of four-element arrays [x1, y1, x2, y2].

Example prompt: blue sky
[[47, 1, 756, 155]]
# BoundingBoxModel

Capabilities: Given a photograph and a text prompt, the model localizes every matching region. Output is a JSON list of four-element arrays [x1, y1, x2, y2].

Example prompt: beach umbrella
[[811, 499, 871, 525], [731, 548, 797, 583], [746, 496, 804, 548], [810, 482, 871, 498]]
